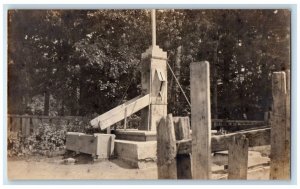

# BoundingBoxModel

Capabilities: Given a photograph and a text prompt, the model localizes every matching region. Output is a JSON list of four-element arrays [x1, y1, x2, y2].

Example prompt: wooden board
[[176, 127, 270, 155], [228, 135, 249, 179], [90, 94, 150, 130], [21, 118, 31, 137], [190, 61, 211, 179]]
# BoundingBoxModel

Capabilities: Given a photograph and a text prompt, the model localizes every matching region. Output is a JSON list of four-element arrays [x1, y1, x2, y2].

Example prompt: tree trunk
[[174, 46, 182, 115], [212, 43, 219, 119]]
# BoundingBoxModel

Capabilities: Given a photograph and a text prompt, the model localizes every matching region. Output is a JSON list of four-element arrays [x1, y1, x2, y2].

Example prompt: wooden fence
[[7, 115, 87, 137], [157, 62, 290, 180]]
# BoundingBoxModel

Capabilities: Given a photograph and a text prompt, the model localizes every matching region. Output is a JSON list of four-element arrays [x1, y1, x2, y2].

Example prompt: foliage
[[8, 9, 291, 120], [7, 120, 87, 157]]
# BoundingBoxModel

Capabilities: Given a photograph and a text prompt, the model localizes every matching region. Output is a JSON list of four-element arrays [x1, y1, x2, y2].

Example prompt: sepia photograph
[[6, 8, 291, 181]]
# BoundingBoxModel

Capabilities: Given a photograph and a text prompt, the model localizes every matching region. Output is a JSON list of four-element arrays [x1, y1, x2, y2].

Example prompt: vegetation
[[8, 9, 290, 120]]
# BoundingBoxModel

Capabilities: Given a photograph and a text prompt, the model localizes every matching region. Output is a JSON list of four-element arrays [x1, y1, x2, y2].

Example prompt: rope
[[166, 62, 191, 107]]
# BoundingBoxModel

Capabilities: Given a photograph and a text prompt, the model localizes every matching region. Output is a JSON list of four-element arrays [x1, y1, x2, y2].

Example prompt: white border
[[1, 1, 299, 189]]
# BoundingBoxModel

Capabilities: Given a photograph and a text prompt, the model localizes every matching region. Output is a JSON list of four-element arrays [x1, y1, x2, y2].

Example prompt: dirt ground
[[7, 146, 271, 180]]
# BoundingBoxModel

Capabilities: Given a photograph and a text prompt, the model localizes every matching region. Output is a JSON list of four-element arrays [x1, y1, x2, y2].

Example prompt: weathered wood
[[270, 71, 290, 180], [21, 117, 31, 136], [176, 127, 270, 155], [177, 154, 192, 179], [228, 135, 249, 179], [190, 61, 211, 179], [31, 118, 41, 132], [157, 114, 177, 179], [173, 117, 191, 140], [11, 117, 21, 132], [8, 114, 83, 120], [173, 117, 192, 179], [90, 94, 150, 130]]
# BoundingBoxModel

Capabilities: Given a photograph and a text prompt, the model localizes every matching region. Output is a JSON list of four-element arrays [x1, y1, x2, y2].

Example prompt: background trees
[[7, 9, 290, 120]]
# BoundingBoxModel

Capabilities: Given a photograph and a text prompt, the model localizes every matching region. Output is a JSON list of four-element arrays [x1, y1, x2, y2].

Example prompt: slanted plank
[[90, 94, 150, 130], [190, 61, 211, 179], [228, 134, 249, 180], [157, 114, 177, 179]]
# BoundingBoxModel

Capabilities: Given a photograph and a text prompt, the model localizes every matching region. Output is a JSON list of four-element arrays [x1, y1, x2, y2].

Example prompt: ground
[[7, 146, 271, 180]]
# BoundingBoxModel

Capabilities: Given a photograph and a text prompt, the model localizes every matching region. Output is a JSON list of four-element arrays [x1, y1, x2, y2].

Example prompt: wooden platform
[[114, 129, 156, 141]]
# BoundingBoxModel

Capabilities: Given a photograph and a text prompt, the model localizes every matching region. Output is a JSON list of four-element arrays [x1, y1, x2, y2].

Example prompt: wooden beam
[[176, 127, 271, 155], [90, 94, 150, 130], [157, 114, 177, 179], [228, 135, 249, 179], [190, 61, 211, 179], [270, 71, 290, 180]]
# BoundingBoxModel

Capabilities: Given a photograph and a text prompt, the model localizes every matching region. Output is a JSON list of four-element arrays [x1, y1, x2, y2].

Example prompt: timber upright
[[139, 11, 168, 131]]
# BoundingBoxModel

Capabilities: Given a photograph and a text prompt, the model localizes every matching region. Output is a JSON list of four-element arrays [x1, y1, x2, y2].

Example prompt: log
[[190, 61, 211, 179], [228, 134, 249, 179], [176, 127, 270, 155], [157, 114, 177, 179]]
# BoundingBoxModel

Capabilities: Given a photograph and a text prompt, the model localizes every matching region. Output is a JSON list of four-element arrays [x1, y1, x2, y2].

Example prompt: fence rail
[[7, 114, 86, 137]]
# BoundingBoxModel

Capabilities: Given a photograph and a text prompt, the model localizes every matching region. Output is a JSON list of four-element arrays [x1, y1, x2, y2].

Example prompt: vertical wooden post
[[11, 117, 21, 133], [190, 61, 211, 179], [157, 114, 177, 179], [174, 117, 192, 179], [270, 71, 290, 179], [285, 70, 291, 178], [228, 135, 249, 179], [21, 117, 30, 137]]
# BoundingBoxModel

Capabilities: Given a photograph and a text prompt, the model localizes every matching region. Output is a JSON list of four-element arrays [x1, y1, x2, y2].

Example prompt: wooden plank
[[31, 118, 41, 132], [270, 71, 290, 179], [190, 61, 211, 179], [177, 154, 192, 179], [173, 117, 191, 140], [90, 94, 150, 130], [174, 117, 192, 179], [228, 135, 249, 179], [21, 117, 31, 137], [11, 117, 21, 133], [176, 127, 270, 155], [157, 114, 177, 179]]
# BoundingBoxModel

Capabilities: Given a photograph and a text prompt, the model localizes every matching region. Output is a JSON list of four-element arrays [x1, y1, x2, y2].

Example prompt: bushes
[[7, 119, 87, 157]]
